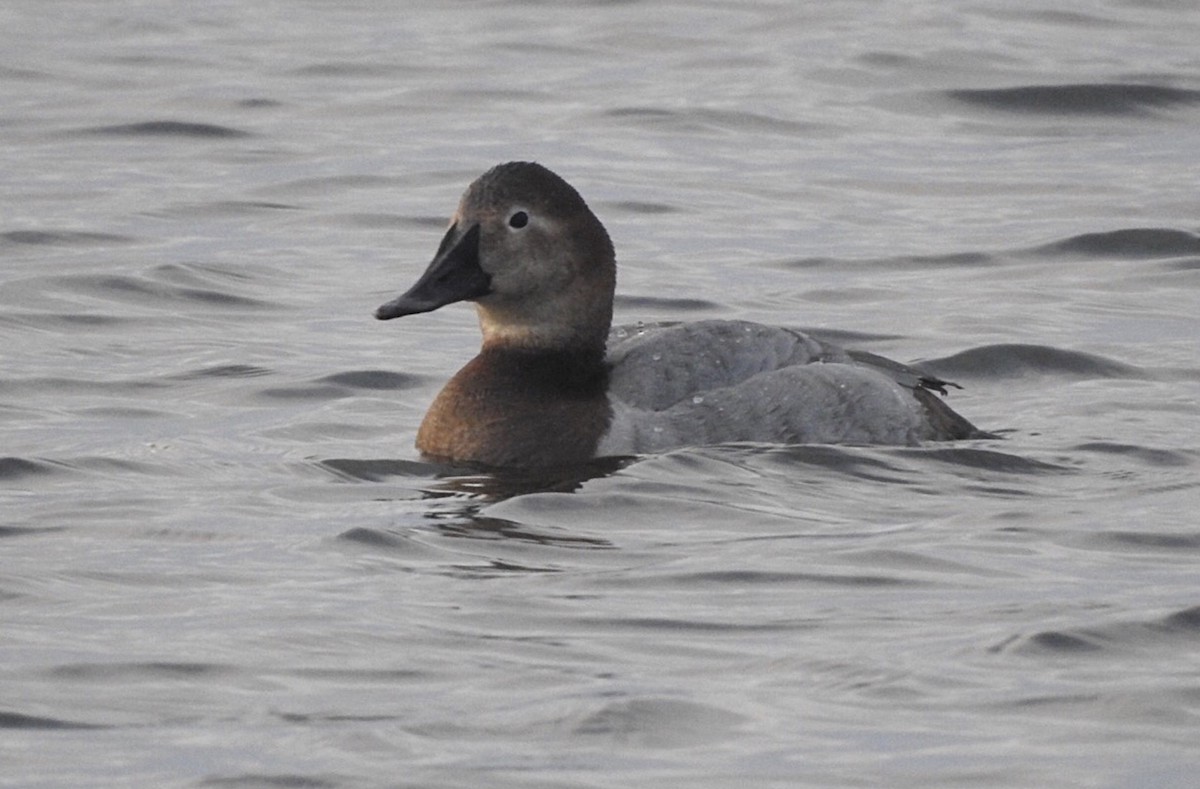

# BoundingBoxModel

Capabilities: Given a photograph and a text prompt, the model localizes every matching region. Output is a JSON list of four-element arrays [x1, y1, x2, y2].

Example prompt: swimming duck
[[375, 162, 986, 467]]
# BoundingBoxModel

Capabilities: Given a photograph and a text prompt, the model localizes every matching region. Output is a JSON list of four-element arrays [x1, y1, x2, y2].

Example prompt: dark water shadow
[[322, 452, 634, 552], [421, 514, 615, 551], [74, 120, 252, 139], [420, 456, 633, 500], [614, 295, 721, 312], [196, 773, 340, 789], [0, 710, 107, 731], [992, 604, 1200, 657], [1, 229, 136, 246], [51, 264, 276, 312], [319, 455, 629, 499], [601, 105, 832, 137], [944, 83, 1200, 116], [781, 226, 1200, 273], [921, 343, 1144, 381], [1024, 227, 1200, 259], [339, 514, 615, 555], [886, 445, 1071, 475], [323, 455, 627, 549]]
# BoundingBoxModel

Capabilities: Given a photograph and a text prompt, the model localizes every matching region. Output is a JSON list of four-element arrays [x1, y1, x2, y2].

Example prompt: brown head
[[375, 162, 617, 354]]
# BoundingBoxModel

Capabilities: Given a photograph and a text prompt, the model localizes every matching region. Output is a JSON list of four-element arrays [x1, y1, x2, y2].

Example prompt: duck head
[[375, 162, 617, 352]]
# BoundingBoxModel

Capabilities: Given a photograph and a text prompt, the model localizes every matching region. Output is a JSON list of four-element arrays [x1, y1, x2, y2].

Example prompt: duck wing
[[844, 349, 960, 396], [607, 319, 851, 410], [842, 349, 987, 439], [601, 319, 985, 450]]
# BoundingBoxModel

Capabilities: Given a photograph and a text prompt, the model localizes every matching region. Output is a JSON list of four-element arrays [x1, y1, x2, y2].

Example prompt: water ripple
[[1029, 228, 1200, 259], [1070, 442, 1195, 468], [318, 457, 437, 482], [50, 661, 235, 679], [998, 605, 1200, 658], [925, 344, 1143, 380], [78, 120, 252, 139], [945, 83, 1200, 116], [614, 295, 721, 312], [572, 698, 745, 748], [197, 773, 340, 788], [56, 271, 270, 310], [169, 364, 274, 381], [316, 370, 425, 390], [603, 106, 830, 136], [1, 230, 135, 246], [0, 456, 59, 480], [0, 711, 105, 731]]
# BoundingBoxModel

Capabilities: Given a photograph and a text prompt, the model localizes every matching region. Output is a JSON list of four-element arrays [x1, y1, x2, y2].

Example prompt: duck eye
[[508, 211, 529, 229]]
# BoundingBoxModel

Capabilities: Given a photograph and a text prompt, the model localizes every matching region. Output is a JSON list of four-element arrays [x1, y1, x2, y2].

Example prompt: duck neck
[[474, 342, 608, 391], [477, 301, 612, 359]]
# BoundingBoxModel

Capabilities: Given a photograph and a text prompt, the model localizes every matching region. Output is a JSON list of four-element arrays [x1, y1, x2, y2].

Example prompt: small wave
[[613, 295, 721, 312], [1084, 530, 1200, 552], [1161, 605, 1200, 632], [51, 661, 233, 679], [290, 62, 404, 78], [318, 455, 624, 503], [169, 364, 273, 381], [258, 372, 424, 400], [893, 251, 997, 268], [0, 711, 104, 730], [330, 212, 412, 229], [0, 457, 59, 480], [645, 569, 920, 588], [318, 457, 435, 482], [79, 120, 252, 138], [0, 455, 167, 482], [893, 446, 1069, 474], [1028, 227, 1200, 259], [603, 106, 828, 136], [429, 515, 613, 552], [417, 457, 628, 501], [737, 442, 915, 481], [336, 526, 415, 549], [316, 370, 425, 390], [1071, 441, 1195, 468], [0, 65, 51, 81], [1021, 630, 1105, 653], [0, 376, 167, 397], [236, 97, 282, 109], [1, 230, 134, 246], [255, 384, 348, 401], [572, 697, 745, 748], [924, 344, 1142, 380], [0, 312, 133, 331], [269, 174, 399, 195], [1003, 604, 1200, 657], [152, 200, 301, 220], [778, 252, 1000, 273], [57, 272, 270, 310], [945, 83, 1200, 116], [604, 200, 679, 215], [0, 525, 58, 539], [197, 775, 339, 789]]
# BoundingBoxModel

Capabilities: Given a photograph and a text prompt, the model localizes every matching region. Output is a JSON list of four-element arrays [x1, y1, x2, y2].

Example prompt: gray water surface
[[3, 2, 1200, 787]]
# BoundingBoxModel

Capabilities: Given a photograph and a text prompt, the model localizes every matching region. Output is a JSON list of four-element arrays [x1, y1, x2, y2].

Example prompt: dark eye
[[508, 211, 529, 229]]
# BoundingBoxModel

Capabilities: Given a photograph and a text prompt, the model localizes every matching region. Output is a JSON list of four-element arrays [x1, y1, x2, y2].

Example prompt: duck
[[375, 161, 988, 468]]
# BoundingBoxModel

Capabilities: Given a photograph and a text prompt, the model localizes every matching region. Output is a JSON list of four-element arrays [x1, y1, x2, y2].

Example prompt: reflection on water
[[320, 454, 631, 499]]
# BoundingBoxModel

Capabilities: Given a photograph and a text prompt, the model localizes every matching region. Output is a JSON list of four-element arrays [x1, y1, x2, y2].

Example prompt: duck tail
[[912, 386, 995, 440]]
